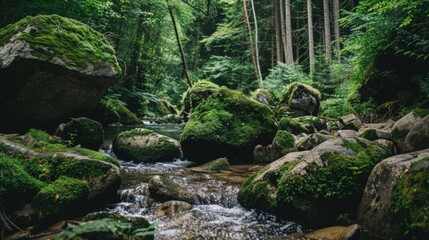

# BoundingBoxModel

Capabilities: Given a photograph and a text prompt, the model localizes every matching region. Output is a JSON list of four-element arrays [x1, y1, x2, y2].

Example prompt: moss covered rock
[[276, 82, 321, 118], [251, 88, 276, 106], [112, 128, 181, 163], [296, 133, 332, 151], [238, 138, 391, 227], [148, 175, 198, 204], [190, 158, 230, 173], [59, 117, 104, 150], [270, 130, 296, 160], [357, 149, 429, 239], [391, 111, 427, 152], [278, 117, 310, 135], [181, 87, 277, 163], [182, 80, 220, 117], [0, 15, 121, 132], [0, 154, 45, 211], [102, 98, 141, 125]]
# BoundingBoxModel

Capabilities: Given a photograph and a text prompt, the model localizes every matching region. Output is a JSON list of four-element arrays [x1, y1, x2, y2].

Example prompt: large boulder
[[180, 87, 277, 164], [391, 110, 428, 151], [148, 175, 198, 204], [403, 115, 429, 152], [112, 128, 181, 163], [58, 117, 104, 150], [357, 149, 429, 239], [0, 15, 121, 132], [276, 82, 321, 118], [238, 138, 391, 227], [270, 130, 296, 160]]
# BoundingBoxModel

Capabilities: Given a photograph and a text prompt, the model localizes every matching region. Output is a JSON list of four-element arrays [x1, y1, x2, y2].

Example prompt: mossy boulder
[[190, 158, 230, 173], [278, 117, 310, 135], [276, 82, 321, 118], [238, 138, 391, 227], [296, 133, 332, 151], [357, 149, 429, 239], [112, 128, 181, 163], [0, 15, 121, 132], [182, 80, 220, 117], [270, 130, 296, 161], [0, 154, 46, 212], [181, 87, 277, 164], [58, 117, 104, 150], [294, 116, 327, 132], [102, 98, 141, 125], [32, 176, 89, 219]]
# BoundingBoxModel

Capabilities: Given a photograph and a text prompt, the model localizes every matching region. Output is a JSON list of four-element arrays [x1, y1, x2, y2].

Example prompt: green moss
[[412, 108, 429, 118], [250, 89, 276, 106], [199, 158, 230, 172], [274, 130, 295, 149], [237, 177, 277, 213], [25, 128, 60, 144], [181, 87, 277, 163], [0, 15, 121, 74], [0, 154, 46, 211], [33, 142, 69, 154], [53, 157, 112, 180], [277, 139, 387, 206], [117, 128, 153, 138], [360, 129, 378, 140], [61, 117, 104, 150], [16, 155, 54, 182], [278, 117, 309, 135], [281, 82, 321, 105], [294, 116, 327, 131], [33, 176, 89, 216], [392, 157, 429, 239], [70, 148, 119, 167], [102, 98, 141, 125], [182, 80, 220, 114]]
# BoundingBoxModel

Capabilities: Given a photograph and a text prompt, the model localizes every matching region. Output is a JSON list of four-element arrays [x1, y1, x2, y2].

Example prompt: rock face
[[0, 130, 121, 229], [357, 149, 429, 239], [0, 15, 121, 132], [238, 138, 391, 227], [276, 82, 321, 117], [113, 128, 181, 163], [181, 87, 277, 164], [59, 117, 104, 150]]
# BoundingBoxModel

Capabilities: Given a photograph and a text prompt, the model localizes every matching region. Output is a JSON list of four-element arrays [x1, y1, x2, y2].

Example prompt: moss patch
[[181, 87, 277, 163], [102, 98, 141, 125], [33, 176, 89, 216], [182, 80, 220, 114], [117, 128, 153, 138], [274, 130, 295, 150], [70, 148, 119, 167], [53, 157, 112, 180], [392, 157, 429, 239], [0, 14, 121, 74], [278, 117, 309, 135], [360, 129, 378, 141], [412, 108, 429, 118], [281, 82, 321, 104], [61, 117, 104, 150], [0, 154, 46, 211]]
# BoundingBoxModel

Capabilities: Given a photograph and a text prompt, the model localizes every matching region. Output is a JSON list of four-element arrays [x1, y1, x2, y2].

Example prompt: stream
[[102, 123, 303, 240]]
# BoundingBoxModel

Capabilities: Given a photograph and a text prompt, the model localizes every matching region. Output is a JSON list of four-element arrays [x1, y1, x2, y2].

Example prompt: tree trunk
[[167, 1, 193, 88], [307, 0, 315, 74], [274, 0, 282, 63], [250, 0, 263, 88], [124, 11, 145, 89], [333, 0, 341, 62], [279, 0, 287, 62], [323, 0, 332, 63], [243, 0, 262, 85], [192, 31, 199, 72], [285, 0, 294, 65]]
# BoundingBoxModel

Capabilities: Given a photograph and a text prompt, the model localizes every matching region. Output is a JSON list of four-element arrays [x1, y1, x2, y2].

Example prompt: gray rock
[[148, 175, 198, 204], [335, 130, 359, 138], [155, 201, 193, 217], [296, 133, 332, 151], [59, 117, 104, 150], [391, 112, 425, 151], [357, 149, 429, 239], [252, 144, 272, 163], [339, 114, 362, 131], [403, 115, 429, 152]]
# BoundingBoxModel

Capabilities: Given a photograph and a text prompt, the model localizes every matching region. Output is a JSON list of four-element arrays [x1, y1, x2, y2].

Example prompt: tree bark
[[333, 0, 341, 62], [323, 0, 332, 63], [279, 0, 287, 63], [285, 0, 294, 65], [250, 0, 263, 88], [243, 0, 262, 86], [167, 1, 193, 88], [307, 0, 315, 74], [274, 0, 282, 63]]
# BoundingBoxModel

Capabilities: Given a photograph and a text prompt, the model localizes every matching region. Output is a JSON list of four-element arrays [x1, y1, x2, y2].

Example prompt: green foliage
[[0, 154, 46, 211], [59, 218, 155, 240], [264, 63, 312, 98], [392, 157, 429, 239], [0, 15, 121, 74], [33, 176, 89, 216], [25, 129, 59, 144]]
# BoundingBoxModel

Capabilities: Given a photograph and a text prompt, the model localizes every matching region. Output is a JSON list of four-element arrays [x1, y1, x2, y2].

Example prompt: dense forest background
[[1, 0, 428, 120]]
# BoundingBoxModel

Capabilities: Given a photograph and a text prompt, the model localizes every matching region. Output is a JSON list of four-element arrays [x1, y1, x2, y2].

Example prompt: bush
[[264, 63, 312, 98]]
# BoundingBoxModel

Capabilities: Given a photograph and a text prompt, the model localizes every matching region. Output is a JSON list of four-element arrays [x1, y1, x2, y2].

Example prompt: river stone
[[403, 115, 429, 153], [338, 114, 362, 131], [334, 130, 359, 138], [59, 117, 104, 150], [291, 224, 361, 240], [0, 15, 121, 132], [276, 82, 321, 117], [190, 158, 230, 173], [181, 87, 277, 164], [358, 128, 391, 141], [113, 128, 181, 163], [238, 138, 391, 227], [156, 201, 193, 217], [357, 148, 429, 239], [148, 175, 198, 204], [296, 133, 332, 151], [270, 130, 296, 161], [253, 144, 272, 163]]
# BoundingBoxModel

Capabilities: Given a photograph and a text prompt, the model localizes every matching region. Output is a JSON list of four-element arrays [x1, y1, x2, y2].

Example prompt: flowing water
[[103, 124, 303, 240]]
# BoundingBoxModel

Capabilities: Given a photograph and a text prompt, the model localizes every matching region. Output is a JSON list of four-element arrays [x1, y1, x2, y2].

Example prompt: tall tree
[[167, 0, 193, 88], [285, 0, 294, 64], [243, 0, 262, 86], [279, 0, 287, 63], [333, 0, 341, 61], [250, 0, 263, 88], [274, 0, 282, 63], [323, 0, 332, 63], [307, 0, 315, 74]]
